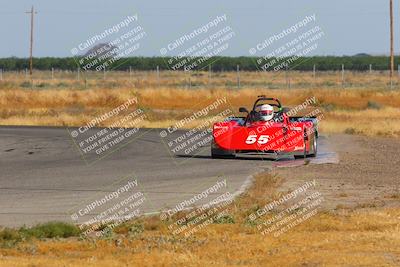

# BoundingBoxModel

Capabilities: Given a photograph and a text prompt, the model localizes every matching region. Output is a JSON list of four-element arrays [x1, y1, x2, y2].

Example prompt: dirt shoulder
[[275, 134, 400, 210]]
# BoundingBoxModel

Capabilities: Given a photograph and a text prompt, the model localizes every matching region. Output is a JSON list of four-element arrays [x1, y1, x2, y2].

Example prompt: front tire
[[211, 140, 235, 159]]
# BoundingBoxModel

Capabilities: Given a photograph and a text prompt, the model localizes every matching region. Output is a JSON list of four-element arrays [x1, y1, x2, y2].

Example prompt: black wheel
[[294, 130, 307, 159], [307, 133, 318, 157], [211, 150, 234, 158], [211, 140, 235, 159], [294, 131, 317, 159], [294, 155, 304, 159]]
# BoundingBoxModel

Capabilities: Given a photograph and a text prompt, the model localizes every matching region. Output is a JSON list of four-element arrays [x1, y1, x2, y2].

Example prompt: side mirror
[[239, 107, 248, 113]]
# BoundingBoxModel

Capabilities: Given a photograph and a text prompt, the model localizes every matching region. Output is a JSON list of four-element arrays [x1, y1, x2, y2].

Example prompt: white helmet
[[258, 104, 274, 121]]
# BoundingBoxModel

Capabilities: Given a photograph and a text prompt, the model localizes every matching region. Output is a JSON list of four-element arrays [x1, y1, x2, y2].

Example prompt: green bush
[[20, 81, 32, 88], [0, 228, 22, 242], [129, 223, 144, 236], [214, 214, 235, 224], [344, 128, 356, 135], [19, 222, 80, 239], [0, 228, 22, 248], [36, 82, 48, 88], [56, 82, 68, 87], [367, 101, 382, 110]]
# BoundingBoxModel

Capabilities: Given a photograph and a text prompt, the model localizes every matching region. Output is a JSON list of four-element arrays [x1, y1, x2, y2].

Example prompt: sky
[[0, 0, 398, 57]]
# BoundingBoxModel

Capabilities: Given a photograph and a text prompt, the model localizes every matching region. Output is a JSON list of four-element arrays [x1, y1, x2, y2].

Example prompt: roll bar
[[252, 95, 282, 111]]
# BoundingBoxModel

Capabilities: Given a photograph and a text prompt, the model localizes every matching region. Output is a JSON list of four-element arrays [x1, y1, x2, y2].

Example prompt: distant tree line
[[0, 56, 398, 71]]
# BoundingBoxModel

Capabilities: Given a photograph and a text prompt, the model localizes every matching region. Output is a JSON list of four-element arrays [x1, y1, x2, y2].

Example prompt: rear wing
[[289, 117, 319, 137], [226, 116, 245, 124], [252, 96, 282, 111], [289, 116, 319, 124]]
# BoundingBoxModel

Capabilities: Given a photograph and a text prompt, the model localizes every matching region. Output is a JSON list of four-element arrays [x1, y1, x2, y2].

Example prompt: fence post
[[390, 69, 393, 89], [208, 64, 212, 87], [368, 64, 372, 83], [51, 67, 54, 80], [129, 66, 132, 79], [313, 64, 316, 79], [285, 65, 289, 89], [237, 65, 240, 89], [25, 68, 28, 79], [77, 67, 80, 81], [341, 64, 345, 88], [188, 71, 192, 89], [103, 68, 106, 80], [0, 69, 2, 81], [156, 65, 160, 85], [313, 64, 316, 87]]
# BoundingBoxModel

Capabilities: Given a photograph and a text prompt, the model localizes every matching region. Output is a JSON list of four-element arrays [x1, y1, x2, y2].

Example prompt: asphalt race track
[[0, 126, 338, 227]]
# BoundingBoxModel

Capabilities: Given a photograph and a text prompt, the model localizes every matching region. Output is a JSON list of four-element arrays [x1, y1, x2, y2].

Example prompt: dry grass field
[[1, 70, 400, 137]]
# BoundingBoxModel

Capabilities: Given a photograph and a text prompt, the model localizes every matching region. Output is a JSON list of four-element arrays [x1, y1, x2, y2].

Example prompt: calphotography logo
[[161, 179, 234, 238], [248, 180, 325, 237], [70, 178, 146, 238], [71, 14, 147, 71], [159, 96, 235, 164], [250, 14, 325, 72], [67, 97, 149, 164], [160, 14, 236, 71]]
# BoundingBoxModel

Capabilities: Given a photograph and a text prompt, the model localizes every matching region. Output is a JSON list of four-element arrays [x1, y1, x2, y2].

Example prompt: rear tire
[[307, 133, 318, 158], [294, 131, 317, 159]]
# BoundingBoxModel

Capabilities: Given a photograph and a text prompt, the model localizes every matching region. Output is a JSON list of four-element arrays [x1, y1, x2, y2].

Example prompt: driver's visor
[[260, 110, 273, 115]]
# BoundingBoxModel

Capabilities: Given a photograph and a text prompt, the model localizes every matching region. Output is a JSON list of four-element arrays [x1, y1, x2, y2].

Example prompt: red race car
[[211, 96, 318, 159]]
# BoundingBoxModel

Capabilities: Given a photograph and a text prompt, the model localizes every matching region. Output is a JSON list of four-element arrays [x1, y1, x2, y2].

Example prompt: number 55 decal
[[245, 135, 270, 144]]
